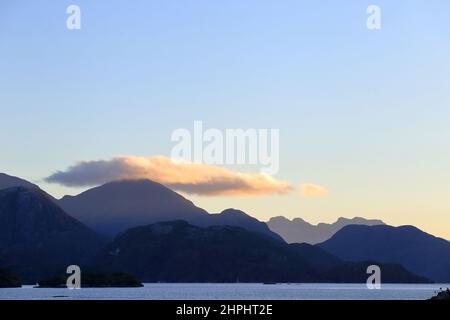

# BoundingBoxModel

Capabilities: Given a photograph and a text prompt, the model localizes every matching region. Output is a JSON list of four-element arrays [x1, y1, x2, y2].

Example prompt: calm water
[[0, 283, 448, 300]]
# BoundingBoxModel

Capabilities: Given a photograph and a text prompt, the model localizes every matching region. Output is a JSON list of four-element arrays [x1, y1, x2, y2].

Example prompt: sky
[[1, 1, 450, 239]]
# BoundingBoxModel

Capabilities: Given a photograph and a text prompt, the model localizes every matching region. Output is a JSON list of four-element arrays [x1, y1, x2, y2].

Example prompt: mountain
[[93, 220, 428, 283], [0, 173, 38, 190], [0, 187, 105, 283], [318, 224, 450, 283], [59, 179, 209, 237], [206, 209, 284, 241], [59, 179, 282, 240], [267, 216, 385, 244]]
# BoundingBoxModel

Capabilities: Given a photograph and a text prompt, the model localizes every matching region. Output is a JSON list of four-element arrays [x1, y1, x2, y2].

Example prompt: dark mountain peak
[[319, 224, 450, 282], [0, 186, 75, 243], [4, 185, 57, 202], [0, 186, 100, 244], [62, 178, 195, 203], [0, 173, 38, 190], [220, 208, 249, 217], [58, 179, 209, 237], [2, 185, 50, 201], [335, 224, 444, 241], [395, 225, 431, 234], [0, 186, 104, 282], [103, 178, 174, 191], [208, 209, 284, 242]]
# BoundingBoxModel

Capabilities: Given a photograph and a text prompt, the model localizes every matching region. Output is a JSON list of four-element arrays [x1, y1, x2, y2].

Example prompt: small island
[[37, 272, 143, 288], [0, 268, 21, 288], [429, 288, 450, 300]]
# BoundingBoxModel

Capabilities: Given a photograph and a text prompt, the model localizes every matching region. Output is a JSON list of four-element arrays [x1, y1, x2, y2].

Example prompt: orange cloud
[[299, 183, 329, 198], [45, 156, 293, 197]]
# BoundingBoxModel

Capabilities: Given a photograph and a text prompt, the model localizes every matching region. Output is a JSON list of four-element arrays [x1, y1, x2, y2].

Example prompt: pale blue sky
[[1, 1, 450, 238]]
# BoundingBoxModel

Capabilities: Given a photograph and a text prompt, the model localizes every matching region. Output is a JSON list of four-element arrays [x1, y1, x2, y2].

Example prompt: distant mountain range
[[267, 216, 385, 244], [319, 225, 450, 283], [93, 220, 428, 283], [0, 172, 447, 284], [58, 179, 282, 240]]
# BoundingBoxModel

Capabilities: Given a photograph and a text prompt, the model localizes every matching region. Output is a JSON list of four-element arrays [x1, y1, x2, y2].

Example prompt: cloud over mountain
[[45, 156, 293, 197]]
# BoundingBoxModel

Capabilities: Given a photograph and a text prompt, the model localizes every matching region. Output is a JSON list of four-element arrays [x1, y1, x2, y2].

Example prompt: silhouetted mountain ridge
[[0, 173, 38, 190], [267, 215, 384, 244], [0, 186, 105, 282], [59, 179, 208, 237], [59, 179, 282, 240], [0, 173, 444, 284], [93, 220, 429, 283], [319, 224, 450, 282], [206, 208, 283, 241]]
